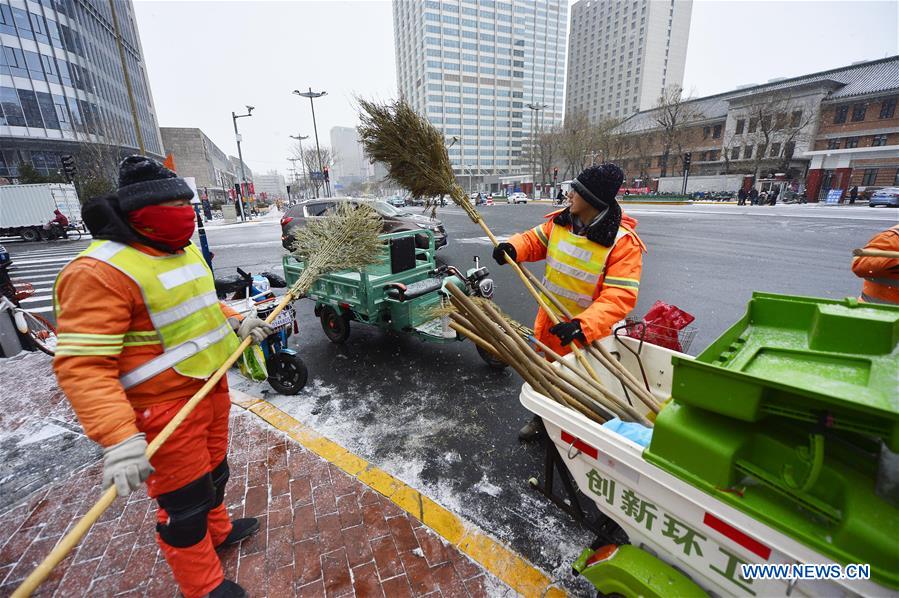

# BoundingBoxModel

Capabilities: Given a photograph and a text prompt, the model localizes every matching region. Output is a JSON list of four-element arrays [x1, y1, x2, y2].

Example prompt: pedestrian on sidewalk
[[770, 187, 779, 205], [850, 186, 859, 205], [748, 187, 759, 205], [737, 188, 747, 205], [53, 156, 272, 598], [492, 163, 645, 441]]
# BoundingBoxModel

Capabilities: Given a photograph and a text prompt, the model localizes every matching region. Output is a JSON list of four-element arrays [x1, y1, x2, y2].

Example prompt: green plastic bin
[[671, 292, 899, 450]]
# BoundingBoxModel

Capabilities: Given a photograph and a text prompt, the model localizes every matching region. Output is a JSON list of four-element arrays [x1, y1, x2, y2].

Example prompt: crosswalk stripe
[[11, 273, 59, 281], [9, 257, 75, 266], [23, 305, 54, 314]]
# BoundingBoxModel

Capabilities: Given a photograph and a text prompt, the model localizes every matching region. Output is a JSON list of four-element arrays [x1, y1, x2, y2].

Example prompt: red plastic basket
[[14, 283, 34, 300]]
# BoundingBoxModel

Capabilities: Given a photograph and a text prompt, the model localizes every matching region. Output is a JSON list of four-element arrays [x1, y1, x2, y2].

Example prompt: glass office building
[[0, 0, 162, 178], [394, 0, 567, 185]]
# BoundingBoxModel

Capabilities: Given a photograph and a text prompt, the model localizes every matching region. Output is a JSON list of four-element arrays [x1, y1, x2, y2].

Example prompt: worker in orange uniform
[[53, 156, 272, 598], [493, 164, 645, 441], [852, 223, 899, 305]]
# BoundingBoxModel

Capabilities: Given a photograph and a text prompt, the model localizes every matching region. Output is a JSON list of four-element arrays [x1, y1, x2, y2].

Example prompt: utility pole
[[232, 106, 255, 221], [293, 88, 329, 197], [526, 103, 547, 198], [289, 134, 310, 198]]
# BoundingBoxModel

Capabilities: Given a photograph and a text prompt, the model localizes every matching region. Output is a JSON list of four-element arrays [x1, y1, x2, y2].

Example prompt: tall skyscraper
[[566, 0, 692, 123], [0, 0, 163, 178], [393, 0, 568, 186], [329, 125, 367, 187]]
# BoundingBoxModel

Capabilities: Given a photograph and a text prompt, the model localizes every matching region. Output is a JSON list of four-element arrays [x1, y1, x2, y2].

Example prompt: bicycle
[[0, 281, 58, 355]]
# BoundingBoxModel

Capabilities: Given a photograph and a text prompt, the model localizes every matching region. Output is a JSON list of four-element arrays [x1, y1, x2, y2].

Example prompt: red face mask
[[128, 205, 196, 250]]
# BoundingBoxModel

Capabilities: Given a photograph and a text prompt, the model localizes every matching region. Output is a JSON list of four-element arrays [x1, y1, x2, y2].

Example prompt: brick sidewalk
[[0, 407, 502, 597]]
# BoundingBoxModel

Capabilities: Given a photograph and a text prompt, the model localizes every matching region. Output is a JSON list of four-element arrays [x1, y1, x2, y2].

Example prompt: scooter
[[214, 268, 308, 394]]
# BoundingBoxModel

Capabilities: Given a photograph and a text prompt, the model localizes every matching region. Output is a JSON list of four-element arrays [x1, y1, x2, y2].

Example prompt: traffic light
[[553, 167, 558, 180], [683, 152, 692, 168], [61, 154, 76, 180], [323, 166, 330, 183]]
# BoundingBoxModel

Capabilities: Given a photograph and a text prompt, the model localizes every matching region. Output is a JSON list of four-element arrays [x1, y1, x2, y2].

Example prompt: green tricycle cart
[[283, 229, 506, 368]]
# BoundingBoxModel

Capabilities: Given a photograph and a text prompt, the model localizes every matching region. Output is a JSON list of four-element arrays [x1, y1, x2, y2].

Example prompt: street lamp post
[[232, 105, 255, 222], [289, 134, 310, 198], [526, 103, 547, 199], [293, 88, 328, 197]]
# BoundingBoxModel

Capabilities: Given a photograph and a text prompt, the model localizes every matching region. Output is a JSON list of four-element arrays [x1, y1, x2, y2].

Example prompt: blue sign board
[[825, 189, 843, 204]]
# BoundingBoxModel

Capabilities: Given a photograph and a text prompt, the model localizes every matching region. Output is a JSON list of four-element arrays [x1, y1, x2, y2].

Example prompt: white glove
[[103, 433, 154, 497], [237, 316, 273, 344]]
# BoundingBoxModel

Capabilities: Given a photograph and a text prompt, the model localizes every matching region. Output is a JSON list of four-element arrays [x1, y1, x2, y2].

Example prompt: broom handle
[[853, 248, 899, 259], [469, 214, 603, 383], [515, 260, 660, 413], [13, 291, 299, 598]]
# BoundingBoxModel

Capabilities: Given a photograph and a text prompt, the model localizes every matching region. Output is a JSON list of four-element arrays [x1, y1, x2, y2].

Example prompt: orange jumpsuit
[[508, 211, 646, 356], [54, 243, 241, 598], [852, 224, 899, 305]]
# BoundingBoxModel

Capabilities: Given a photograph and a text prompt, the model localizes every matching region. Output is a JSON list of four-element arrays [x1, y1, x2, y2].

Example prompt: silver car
[[869, 187, 899, 208]]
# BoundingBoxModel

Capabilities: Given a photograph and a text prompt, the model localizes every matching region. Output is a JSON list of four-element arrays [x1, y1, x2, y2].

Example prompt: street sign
[[825, 189, 843, 204], [311, 171, 324, 181]]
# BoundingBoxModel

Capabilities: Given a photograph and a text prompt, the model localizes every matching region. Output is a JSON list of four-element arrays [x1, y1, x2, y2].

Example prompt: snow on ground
[[228, 370, 594, 595], [0, 351, 99, 512]]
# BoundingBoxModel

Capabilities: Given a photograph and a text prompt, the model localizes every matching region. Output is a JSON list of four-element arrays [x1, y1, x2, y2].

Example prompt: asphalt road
[[204, 201, 896, 591]]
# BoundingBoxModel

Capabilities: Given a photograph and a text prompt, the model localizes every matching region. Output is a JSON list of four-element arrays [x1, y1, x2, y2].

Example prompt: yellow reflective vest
[[57, 240, 239, 388]]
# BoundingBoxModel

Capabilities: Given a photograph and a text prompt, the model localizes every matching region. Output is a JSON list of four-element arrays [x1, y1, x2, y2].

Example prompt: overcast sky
[[133, 0, 898, 177]]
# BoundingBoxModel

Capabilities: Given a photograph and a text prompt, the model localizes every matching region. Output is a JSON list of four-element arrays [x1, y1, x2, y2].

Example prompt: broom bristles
[[289, 201, 384, 296], [357, 98, 479, 220]]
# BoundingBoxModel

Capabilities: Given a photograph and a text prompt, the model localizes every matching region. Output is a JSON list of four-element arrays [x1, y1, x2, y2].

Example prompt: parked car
[[386, 195, 407, 208], [280, 198, 447, 250], [868, 187, 899, 208], [510, 192, 529, 204]]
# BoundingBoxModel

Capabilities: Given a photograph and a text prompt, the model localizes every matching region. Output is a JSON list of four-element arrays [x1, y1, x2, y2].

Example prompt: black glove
[[492, 242, 516, 266], [549, 319, 586, 346]]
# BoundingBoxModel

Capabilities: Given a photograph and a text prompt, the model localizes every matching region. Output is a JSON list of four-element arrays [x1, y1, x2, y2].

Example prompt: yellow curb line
[[229, 389, 566, 597]]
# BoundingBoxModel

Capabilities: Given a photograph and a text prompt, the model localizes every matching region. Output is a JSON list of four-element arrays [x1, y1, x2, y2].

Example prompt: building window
[[783, 141, 795, 158], [702, 126, 710, 139], [791, 110, 803, 127], [731, 147, 740, 160], [757, 144, 767, 157], [748, 117, 758, 133], [735, 119, 744, 135], [834, 105, 848, 124], [827, 139, 840, 150], [769, 142, 781, 157], [743, 145, 753, 159], [861, 169, 878, 186], [872, 134, 888, 147], [880, 98, 896, 119], [851, 104, 866, 122], [713, 124, 722, 139], [845, 137, 859, 148]]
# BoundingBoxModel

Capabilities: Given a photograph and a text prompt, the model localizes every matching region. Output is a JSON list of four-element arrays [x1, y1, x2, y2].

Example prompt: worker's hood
[[82, 193, 178, 254], [621, 213, 638, 230], [552, 198, 623, 247]]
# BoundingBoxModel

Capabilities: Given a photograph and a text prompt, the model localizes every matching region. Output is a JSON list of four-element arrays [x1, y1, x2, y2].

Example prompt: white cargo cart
[[520, 334, 895, 597]]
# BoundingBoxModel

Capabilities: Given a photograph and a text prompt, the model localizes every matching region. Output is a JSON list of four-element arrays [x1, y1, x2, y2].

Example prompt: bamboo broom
[[444, 290, 646, 425], [514, 264, 662, 414], [13, 203, 384, 598], [357, 98, 603, 383]]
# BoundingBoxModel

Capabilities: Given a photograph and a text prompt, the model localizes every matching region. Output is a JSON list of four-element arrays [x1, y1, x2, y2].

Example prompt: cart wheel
[[21, 227, 40, 242], [267, 353, 308, 394], [476, 344, 508, 370], [320, 306, 350, 344]]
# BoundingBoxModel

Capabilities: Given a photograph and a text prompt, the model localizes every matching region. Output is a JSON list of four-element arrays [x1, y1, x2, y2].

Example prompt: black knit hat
[[572, 163, 625, 211], [117, 155, 194, 212]]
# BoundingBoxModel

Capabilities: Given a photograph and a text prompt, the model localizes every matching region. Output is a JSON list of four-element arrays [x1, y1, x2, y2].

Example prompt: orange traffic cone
[[163, 153, 177, 173]]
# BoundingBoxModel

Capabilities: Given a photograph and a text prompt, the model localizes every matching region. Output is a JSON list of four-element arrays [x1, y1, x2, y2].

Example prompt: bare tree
[[291, 143, 335, 197], [654, 85, 703, 177], [736, 91, 817, 180], [557, 112, 595, 178]]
